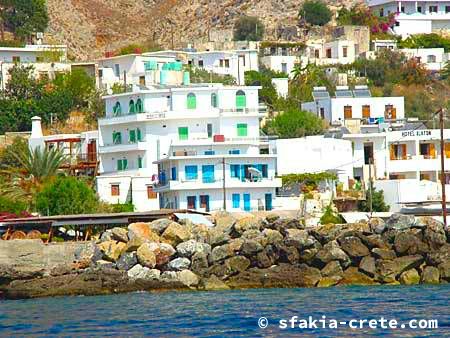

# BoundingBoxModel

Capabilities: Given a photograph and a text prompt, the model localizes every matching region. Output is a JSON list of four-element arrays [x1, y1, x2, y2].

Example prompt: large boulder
[[136, 243, 157, 268], [321, 261, 343, 278], [138, 242, 175, 266], [394, 230, 428, 255], [297, 264, 322, 287], [339, 236, 370, 258], [376, 255, 424, 283], [127, 264, 160, 280], [385, 213, 415, 231], [364, 234, 391, 249], [176, 240, 210, 258], [225, 256, 250, 275], [262, 229, 283, 245], [178, 269, 199, 287], [116, 252, 137, 271], [369, 217, 386, 234], [233, 216, 260, 235], [240, 240, 264, 257], [359, 256, 376, 277], [317, 276, 342, 287], [421, 266, 440, 284], [423, 220, 447, 251], [314, 240, 350, 268], [167, 257, 191, 271], [190, 224, 210, 243], [284, 229, 315, 249], [372, 248, 397, 260], [191, 252, 209, 273], [310, 224, 344, 244], [148, 218, 173, 235], [98, 240, 126, 262], [427, 243, 450, 266], [210, 243, 234, 263], [111, 227, 129, 243], [438, 261, 450, 281], [128, 223, 160, 243], [339, 267, 378, 285], [161, 222, 191, 246], [399, 269, 420, 285], [276, 244, 300, 264], [199, 275, 230, 291], [209, 228, 231, 247]]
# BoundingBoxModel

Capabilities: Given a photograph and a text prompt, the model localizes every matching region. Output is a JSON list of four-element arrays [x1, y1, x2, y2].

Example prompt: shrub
[[320, 205, 345, 224], [358, 183, 390, 212], [233, 16, 264, 41], [264, 107, 323, 138], [36, 176, 99, 216], [299, 1, 332, 26]]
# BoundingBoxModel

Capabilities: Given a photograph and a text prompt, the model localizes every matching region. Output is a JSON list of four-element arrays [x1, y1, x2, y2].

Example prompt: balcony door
[[364, 142, 374, 165]]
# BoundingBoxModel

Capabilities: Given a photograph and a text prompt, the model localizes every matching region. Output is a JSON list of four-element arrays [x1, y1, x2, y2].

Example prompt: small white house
[[0, 44, 67, 63], [400, 48, 450, 71], [305, 39, 357, 65]]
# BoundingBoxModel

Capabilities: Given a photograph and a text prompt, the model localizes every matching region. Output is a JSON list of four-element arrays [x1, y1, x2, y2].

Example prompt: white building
[[301, 86, 405, 125], [272, 136, 354, 188], [96, 83, 280, 212], [305, 39, 357, 65], [368, 0, 450, 38], [401, 47, 450, 71], [145, 49, 259, 85]]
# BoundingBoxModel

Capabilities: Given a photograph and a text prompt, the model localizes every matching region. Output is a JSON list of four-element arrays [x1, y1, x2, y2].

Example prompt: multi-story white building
[[368, 0, 450, 38], [305, 39, 357, 65], [301, 86, 405, 125], [145, 49, 259, 85], [96, 82, 281, 212]]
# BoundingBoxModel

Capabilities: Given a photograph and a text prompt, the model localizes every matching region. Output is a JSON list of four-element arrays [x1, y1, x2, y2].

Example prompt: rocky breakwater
[[1, 213, 449, 299]]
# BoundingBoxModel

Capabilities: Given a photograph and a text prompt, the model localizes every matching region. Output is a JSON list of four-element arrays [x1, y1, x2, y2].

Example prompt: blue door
[[243, 193, 251, 211], [265, 193, 273, 211]]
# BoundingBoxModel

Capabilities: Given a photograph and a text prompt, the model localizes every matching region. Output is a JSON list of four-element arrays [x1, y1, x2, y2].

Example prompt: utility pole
[[222, 157, 226, 211], [368, 157, 373, 217], [439, 108, 447, 227]]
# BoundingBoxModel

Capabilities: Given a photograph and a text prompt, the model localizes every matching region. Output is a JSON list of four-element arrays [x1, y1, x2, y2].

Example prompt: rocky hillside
[[46, 0, 360, 60]]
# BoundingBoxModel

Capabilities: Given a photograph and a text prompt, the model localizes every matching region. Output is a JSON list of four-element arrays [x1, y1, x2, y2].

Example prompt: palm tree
[[0, 146, 66, 207], [441, 61, 450, 81]]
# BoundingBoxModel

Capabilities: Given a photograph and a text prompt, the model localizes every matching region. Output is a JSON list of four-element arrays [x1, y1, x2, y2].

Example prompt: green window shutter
[[117, 159, 123, 171], [129, 130, 136, 143], [211, 93, 218, 108], [113, 132, 122, 144], [113, 102, 122, 116], [123, 159, 128, 170], [236, 91, 246, 109], [237, 123, 248, 137], [137, 128, 142, 141], [136, 99, 143, 113], [187, 93, 196, 109], [178, 127, 189, 140], [138, 156, 143, 169], [129, 100, 135, 114]]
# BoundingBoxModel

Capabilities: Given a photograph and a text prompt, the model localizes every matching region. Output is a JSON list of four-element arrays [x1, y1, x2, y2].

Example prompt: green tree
[[358, 183, 390, 212], [264, 107, 323, 138], [0, 195, 28, 214], [0, 136, 28, 169], [0, 0, 49, 41], [233, 16, 264, 41], [190, 67, 236, 85], [441, 61, 450, 81], [245, 70, 279, 108], [299, 0, 332, 26], [36, 176, 99, 216]]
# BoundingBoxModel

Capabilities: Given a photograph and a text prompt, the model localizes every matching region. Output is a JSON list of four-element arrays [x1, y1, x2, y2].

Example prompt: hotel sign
[[401, 130, 432, 138]]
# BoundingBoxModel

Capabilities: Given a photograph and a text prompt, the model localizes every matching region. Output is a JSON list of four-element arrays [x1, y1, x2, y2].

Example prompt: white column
[[415, 1, 418, 13]]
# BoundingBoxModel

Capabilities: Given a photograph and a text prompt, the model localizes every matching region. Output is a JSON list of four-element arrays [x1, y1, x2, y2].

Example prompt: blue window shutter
[[185, 165, 198, 180], [232, 194, 240, 208], [202, 165, 215, 183], [171, 167, 177, 180]]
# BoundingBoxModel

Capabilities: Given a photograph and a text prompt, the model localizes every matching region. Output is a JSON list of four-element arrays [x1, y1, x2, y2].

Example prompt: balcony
[[219, 107, 263, 116], [388, 154, 448, 173], [99, 141, 147, 154]]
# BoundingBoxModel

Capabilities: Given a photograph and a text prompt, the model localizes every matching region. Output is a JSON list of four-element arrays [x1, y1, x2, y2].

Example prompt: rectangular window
[[344, 106, 352, 119], [204, 150, 215, 155], [379, 8, 384, 16], [178, 127, 189, 140], [446, 6, 450, 13], [390, 144, 407, 160], [417, 6, 422, 12], [314, 49, 320, 58], [261, 164, 268, 178], [185, 165, 198, 180], [237, 123, 248, 137], [207, 123, 213, 138], [129, 129, 136, 143], [224, 59, 230, 68], [281, 63, 287, 74], [229, 149, 241, 155], [137, 128, 142, 141], [362, 105, 371, 118], [147, 185, 157, 199], [187, 196, 196, 209], [342, 47, 348, 57], [429, 5, 437, 13], [111, 184, 120, 196], [114, 64, 120, 77], [420, 143, 436, 159], [138, 156, 143, 169], [113, 131, 122, 144], [232, 193, 240, 208], [171, 167, 177, 180], [12, 56, 20, 63], [326, 48, 332, 58], [230, 164, 241, 178], [198, 60, 204, 68], [219, 59, 224, 67], [117, 159, 128, 171], [202, 165, 215, 183], [385, 105, 396, 119]]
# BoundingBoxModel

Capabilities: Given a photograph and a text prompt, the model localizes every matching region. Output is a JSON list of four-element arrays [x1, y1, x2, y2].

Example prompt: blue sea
[[0, 285, 449, 337]]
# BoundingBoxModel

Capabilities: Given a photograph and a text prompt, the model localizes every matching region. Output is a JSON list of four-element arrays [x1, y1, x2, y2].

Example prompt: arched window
[[135, 98, 143, 113], [211, 93, 218, 108], [187, 93, 196, 109], [129, 100, 135, 114], [236, 90, 246, 110], [113, 102, 122, 116]]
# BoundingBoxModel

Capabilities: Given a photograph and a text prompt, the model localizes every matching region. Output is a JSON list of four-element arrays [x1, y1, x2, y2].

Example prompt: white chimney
[[29, 116, 44, 151]]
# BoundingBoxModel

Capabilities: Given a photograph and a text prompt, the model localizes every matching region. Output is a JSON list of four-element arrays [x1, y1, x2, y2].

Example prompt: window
[[114, 64, 120, 77], [401, 6, 405, 12], [446, 6, 450, 13], [427, 55, 436, 63], [429, 5, 438, 13], [185, 165, 198, 180], [178, 127, 188, 140], [113, 102, 122, 116], [138, 156, 143, 169], [207, 123, 213, 138], [171, 167, 177, 180], [344, 106, 352, 119], [320, 107, 325, 119], [129, 100, 135, 114], [379, 8, 384, 16], [211, 93, 218, 108], [204, 150, 215, 155], [364, 143, 374, 165], [236, 90, 246, 110], [326, 48, 332, 58], [342, 47, 348, 57], [187, 196, 196, 209], [281, 47, 287, 56], [137, 128, 142, 141], [420, 143, 436, 159], [230, 164, 241, 179], [198, 60, 204, 68], [418, 6, 422, 12], [202, 165, 215, 183], [111, 184, 120, 196], [232, 194, 240, 208], [187, 93, 196, 109], [135, 99, 143, 113], [281, 63, 287, 74], [385, 105, 396, 119], [390, 144, 407, 160], [36, 56, 44, 62], [237, 123, 248, 137], [12, 56, 20, 63], [200, 195, 210, 212], [117, 159, 128, 171], [229, 149, 240, 155], [219, 59, 224, 67], [362, 105, 371, 118], [314, 49, 320, 58], [139, 76, 145, 86], [224, 59, 230, 68], [113, 131, 122, 145], [147, 185, 157, 199], [129, 130, 137, 143]]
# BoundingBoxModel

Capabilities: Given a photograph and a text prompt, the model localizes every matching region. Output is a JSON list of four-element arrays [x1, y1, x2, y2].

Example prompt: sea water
[[0, 285, 449, 337]]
